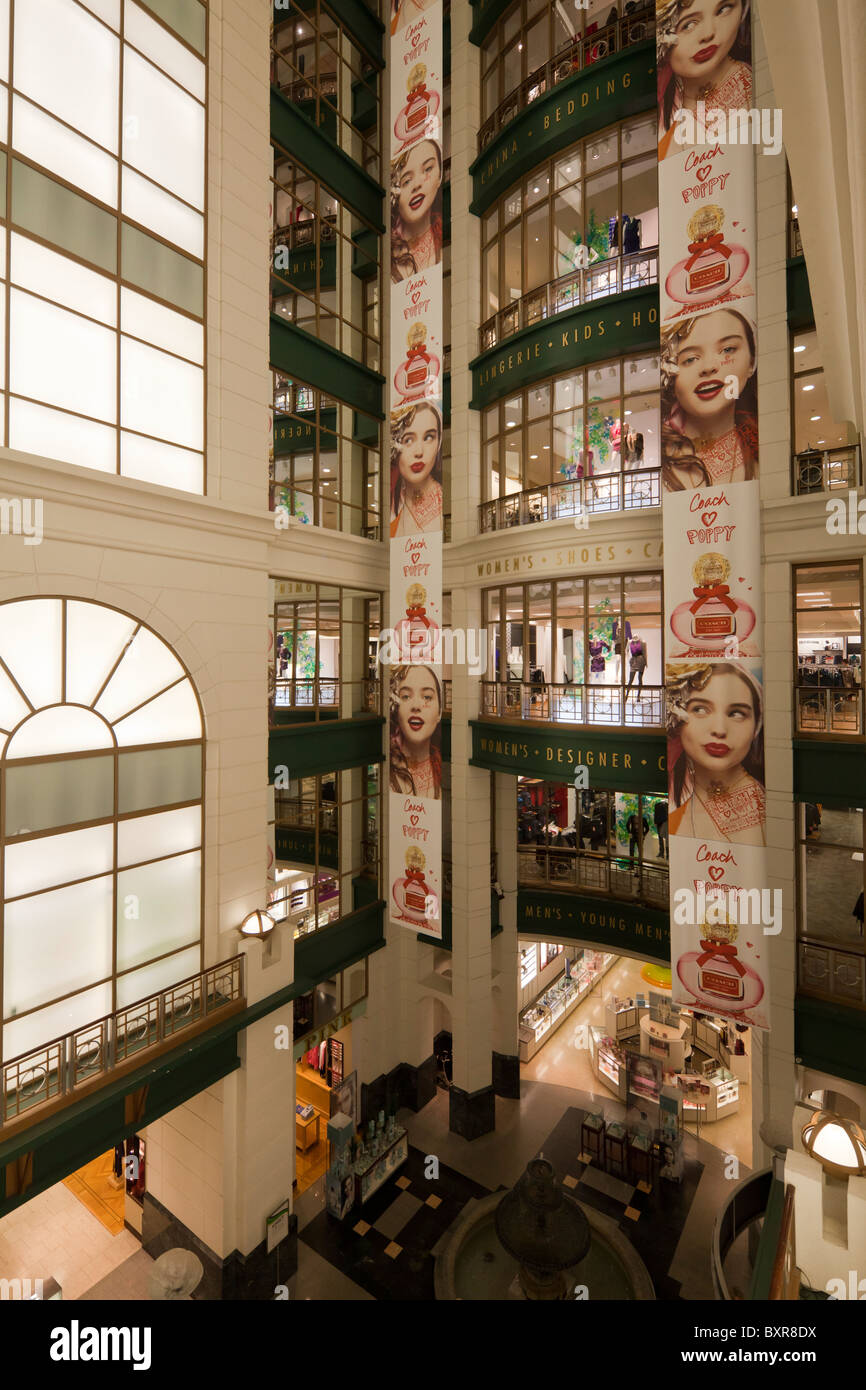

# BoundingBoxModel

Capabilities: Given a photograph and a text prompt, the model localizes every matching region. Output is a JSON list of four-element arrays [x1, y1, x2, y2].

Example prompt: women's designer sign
[[388, 0, 446, 938], [656, 0, 768, 1027]]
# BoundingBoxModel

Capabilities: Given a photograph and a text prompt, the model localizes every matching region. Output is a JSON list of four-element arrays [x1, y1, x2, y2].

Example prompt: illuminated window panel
[[14, 0, 120, 154], [122, 48, 205, 210], [80, 0, 121, 27], [11, 232, 117, 328], [117, 806, 201, 868], [0, 1, 8, 84], [120, 285, 203, 364], [3, 983, 113, 1065], [5, 824, 115, 899], [120, 432, 204, 494], [9, 399, 117, 475], [0, 596, 63, 708], [124, 1, 205, 101], [12, 96, 118, 208], [116, 851, 201, 970], [120, 336, 204, 450], [122, 167, 204, 260], [116, 945, 201, 1009], [10, 290, 117, 424], [3, 876, 114, 1014], [6, 705, 115, 758]]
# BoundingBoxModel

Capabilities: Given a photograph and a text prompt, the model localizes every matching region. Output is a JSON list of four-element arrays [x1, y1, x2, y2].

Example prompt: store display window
[[517, 779, 668, 907], [790, 330, 860, 494], [271, 579, 382, 718], [797, 804, 865, 998], [794, 563, 862, 736]]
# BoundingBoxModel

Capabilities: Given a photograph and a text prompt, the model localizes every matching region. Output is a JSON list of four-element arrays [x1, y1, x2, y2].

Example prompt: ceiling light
[[530, 454, 538, 459], [240, 909, 276, 940], [818, 440, 826, 444], [792, 204, 798, 216], [802, 384, 815, 391], [506, 420, 517, 428], [624, 410, 632, 416], [793, 344, 806, 353], [802, 1111, 866, 1178], [810, 415, 821, 421]]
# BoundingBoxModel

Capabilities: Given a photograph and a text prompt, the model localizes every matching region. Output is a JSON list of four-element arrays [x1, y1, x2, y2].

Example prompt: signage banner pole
[[656, 2, 768, 1026], [387, 0, 447, 938]]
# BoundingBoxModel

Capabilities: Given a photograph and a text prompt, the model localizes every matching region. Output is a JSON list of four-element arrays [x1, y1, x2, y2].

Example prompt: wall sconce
[[240, 909, 276, 941], [801, 1111, 866, 1178]]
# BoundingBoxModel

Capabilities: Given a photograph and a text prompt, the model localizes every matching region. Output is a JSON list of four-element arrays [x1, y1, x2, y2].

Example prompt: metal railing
[[789, 218, 803, 258], [798, 939, 866, 1010], [795, 684, 862, 737], [272, 677, 380, 717], [480, 468, 661, 532], [481, 680, 663, 728], [479, 7, 655, 152], [518, 846, 668, 907], [2, 957, 244, 1128], [480, 250, 658, 353], [792, 444, 861, 495]]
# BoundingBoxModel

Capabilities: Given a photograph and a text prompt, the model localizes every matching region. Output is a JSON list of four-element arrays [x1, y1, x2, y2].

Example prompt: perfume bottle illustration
[[394, 62, 441, 144], [394, 323, 441, 402], [689, 553, 737, 639], [394, 583, 440, 660], [676, 918, 764, 1015], [684, 205, 731, 294], [393, 847, 436, 925]]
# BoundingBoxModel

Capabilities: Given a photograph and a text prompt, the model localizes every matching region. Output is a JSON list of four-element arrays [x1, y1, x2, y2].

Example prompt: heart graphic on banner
[[701, 511, 718, 527], [696, 162, 713, 181], [708, 865, 725, 882], [410, 814, 420, 826], [411, 551, 421, 563]]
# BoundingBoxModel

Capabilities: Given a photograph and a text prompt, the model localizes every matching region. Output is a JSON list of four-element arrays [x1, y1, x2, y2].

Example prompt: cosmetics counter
[[518, 950, 615, 1062]]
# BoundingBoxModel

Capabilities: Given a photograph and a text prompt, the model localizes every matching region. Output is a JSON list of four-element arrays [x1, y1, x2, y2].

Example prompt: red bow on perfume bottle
[[697, 940, 747, 976], [408, 82, 432, 102], [406, 342, 430, 363], [689, 583, 737, 614], [684, 232, 733, 271], [405, 867, 426, 885], [406, 604, 431, 623]]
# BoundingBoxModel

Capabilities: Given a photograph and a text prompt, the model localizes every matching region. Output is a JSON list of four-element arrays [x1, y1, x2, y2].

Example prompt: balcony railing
[[795, 684, 862, 737], [2, 957, 245, 1129], [789, 218, 803, 259], [480, 468, 661, 533], [481, 680, 663, 729], [518, 846, 668, 907], [271, 677, 381, 718], [478, 7, 655, 153], [479, 251, 659, 353], [793, 444, 861, 495], [798, 939, 866, 1010]]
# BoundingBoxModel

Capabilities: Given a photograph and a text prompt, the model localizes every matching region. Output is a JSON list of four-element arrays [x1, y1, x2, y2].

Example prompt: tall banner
[[387, 0, 446, 938], [656, 1, 768, 1026]]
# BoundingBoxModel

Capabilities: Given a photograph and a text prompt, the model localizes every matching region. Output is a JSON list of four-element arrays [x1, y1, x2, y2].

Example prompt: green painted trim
[[518, 888, 670, 962], [274, 409, 338, 457], [443, 370, 451, 426], [294, 899, 385, 990], [470, 719, 666, 790], [795, 995, 866, 1087], [353, 410, 379, 446], [275, 824, 339, 868], [417, 890, 501, 950], [470, 286, 660, 408], [469, 0, 513, 46], [270, 313, 385, 420], [793, 739, 866, 809], [269, 715, 384, 780], [747, 1176, 787, 1301], [273, 241, 337, 293], [441, 714, 451, 762], [352, 227, 379, 279], [274, 0, 384, 65], [469, 43, 656, 215], [787, 256, 814, 333], [271, 87, 385, 231], [352, 73, 379, 130], [294, 97, 338, 143]]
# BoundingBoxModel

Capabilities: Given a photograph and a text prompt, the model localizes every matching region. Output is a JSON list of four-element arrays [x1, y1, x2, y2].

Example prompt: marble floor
[[0, 1176, 139, 1301]]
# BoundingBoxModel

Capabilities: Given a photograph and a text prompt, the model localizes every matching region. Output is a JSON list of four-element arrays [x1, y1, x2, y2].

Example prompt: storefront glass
[[794, 562, 863, 736], [271, 580, 382, 719], [270, 377, 381, 537]]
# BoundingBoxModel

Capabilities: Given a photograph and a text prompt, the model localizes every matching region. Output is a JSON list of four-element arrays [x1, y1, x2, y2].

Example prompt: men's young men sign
[[656, 0, 769, 1026], [388, 0, 446, 938]]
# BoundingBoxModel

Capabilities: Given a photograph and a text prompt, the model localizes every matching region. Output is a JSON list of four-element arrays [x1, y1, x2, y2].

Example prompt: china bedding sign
[[656, 0, 768, 1027], [387, 0, 447, 938]]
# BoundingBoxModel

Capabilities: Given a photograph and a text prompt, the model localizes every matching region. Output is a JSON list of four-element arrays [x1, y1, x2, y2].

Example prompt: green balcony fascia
[[269, 714, 385, 781], [352, 72, 379, 130], [469, 0, 514, 46], [270, 313, 385, 420], [272, 239, 337, 296], [271, 86, 385, 232], [469, 43, 656, 215], [294, 899, 386, 991], [274, 408, 338, 457], [787, 255, 814, 333], [351, 226, 379, 280], [416, 890, 501, 950], [793, 738, 866, 809], [795, 995, 866, 1087], [275, 824, 339, 868], [517, 888, 670, 964], [273, 0, 384, 67], [469, 718, 667, 790]]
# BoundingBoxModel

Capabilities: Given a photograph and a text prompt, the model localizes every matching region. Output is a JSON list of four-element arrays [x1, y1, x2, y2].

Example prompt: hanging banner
[[656, 1, 768, 1027], [387, 0, 446, 939]]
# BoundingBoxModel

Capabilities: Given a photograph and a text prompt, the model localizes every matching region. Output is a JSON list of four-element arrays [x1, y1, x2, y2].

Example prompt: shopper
[[626, 811, 649, 867], [654, 799, 669, 858]]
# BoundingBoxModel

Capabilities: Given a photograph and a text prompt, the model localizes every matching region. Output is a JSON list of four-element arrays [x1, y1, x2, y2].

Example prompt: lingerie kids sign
[[656, 0, 768, 1027], [388, 0, 446, 939]]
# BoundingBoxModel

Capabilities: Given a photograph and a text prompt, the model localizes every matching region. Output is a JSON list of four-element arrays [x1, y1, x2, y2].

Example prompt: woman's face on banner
[[669, 0, 744, 82], [671, 312, 753, 423], [396, 142, 440, 229], [678, 671, 757, 776], [396, 407, 439, 487], [395, 666, 441, 747]]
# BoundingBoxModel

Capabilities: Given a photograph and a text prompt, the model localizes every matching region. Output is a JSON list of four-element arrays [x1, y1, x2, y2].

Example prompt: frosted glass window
[[0, 598, 62, 709], [137, 0, 205, 55], [0, 291, 6, 389], [121, 222, 203, 317], [118, 744, 202, 813], [116, 851, 201, 969], [0, 665, 30, 734], [81, 0, 121, 27], [12, 161, 117, 274], [117, 805, 201, 867], [0, 2, 8, 84], [12, 97, 118, 209], [5, 755, 114, 835], [125, 2, 205, 101], [120, 336, 203, 450], [122, 167, 204, 259], [96, 625, 185, 723], [121, 287, 202, 363], [14, 0, 119, 153], [9, 399, 117, 475], [10, 291, 117, 424], [6, 706, 114, 758], [116, 945, 201, 1009], [4, 875, 113, 1014], [3, 983, 112, 1062], [11, 233, 117, 327], [121, 433, 203, 493], [123, 49, 204, 209], [66, 601, 137, 707], [5, 825, 114, 899], [113, 679, 202, 745], [0, 84, 8, 143]]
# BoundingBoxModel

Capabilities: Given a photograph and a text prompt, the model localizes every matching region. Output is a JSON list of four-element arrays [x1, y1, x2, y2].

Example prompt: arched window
[[0, 598, 204, 1067]]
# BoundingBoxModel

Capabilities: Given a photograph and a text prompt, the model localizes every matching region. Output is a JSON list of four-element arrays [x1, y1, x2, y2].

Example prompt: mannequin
[[626, 635, 647, 696]]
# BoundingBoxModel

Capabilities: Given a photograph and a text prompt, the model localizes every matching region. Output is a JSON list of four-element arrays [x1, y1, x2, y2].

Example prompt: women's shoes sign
[[656, 0, 769, 1027], [388, 0, 446, 938]]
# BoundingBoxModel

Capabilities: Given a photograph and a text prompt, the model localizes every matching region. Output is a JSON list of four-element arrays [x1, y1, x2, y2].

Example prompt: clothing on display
[[622, 215, 642, 255], [588, 636, 610, 674], [626, 637, 647, 691]]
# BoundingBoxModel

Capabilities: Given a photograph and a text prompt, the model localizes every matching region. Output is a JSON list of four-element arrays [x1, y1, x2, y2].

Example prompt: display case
[[675, 1068, 740, 1123], [604, 993, 649, 1041], [589, 1026, 627, 1101], [518, 952, 615, 1061], [354, 1126, 408, 1204], [520, 944, 538, 988]]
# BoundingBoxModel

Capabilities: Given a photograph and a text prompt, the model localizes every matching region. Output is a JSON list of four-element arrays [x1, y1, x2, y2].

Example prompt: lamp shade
[[240, 909, 275, 939], [801, 1110, 866, 1178]]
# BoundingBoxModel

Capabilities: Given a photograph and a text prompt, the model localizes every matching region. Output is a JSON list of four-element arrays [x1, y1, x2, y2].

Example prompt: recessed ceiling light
[[530, 453, 538, 459], [810, 415, 821, 422], [793, 344, 806, 353], [802, 384, 815, 391], [817, 439, 826, 444], [624, 410, 632, 416], [506, 420, 517, 427]]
